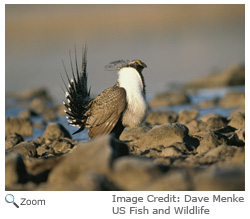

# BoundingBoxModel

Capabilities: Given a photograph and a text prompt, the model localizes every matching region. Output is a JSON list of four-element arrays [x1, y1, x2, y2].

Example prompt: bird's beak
[[142, 62, 147, 68]]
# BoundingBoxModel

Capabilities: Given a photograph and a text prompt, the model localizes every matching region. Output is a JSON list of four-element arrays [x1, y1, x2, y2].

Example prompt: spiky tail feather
[[61, 45, 91, 134]]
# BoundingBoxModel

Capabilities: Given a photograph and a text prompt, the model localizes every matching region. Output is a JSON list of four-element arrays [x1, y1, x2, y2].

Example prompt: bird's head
[[104, 59, 147, 74], [127, 60, 147, 72]]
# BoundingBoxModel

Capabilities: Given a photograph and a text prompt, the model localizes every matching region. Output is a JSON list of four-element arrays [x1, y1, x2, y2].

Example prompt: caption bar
[[111, 194, 244, 215]]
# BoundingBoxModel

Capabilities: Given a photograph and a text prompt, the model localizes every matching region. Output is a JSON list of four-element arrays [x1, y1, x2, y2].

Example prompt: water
[[153, 85, 245, 118], [5, 85, 244, 142]]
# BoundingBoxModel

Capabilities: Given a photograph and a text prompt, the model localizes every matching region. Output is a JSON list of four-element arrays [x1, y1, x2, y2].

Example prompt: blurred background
[[5, 4, 245, 102]]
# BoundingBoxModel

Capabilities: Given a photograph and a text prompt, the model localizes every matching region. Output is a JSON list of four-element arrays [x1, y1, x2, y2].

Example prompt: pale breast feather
[[117, 67, 147, 127]]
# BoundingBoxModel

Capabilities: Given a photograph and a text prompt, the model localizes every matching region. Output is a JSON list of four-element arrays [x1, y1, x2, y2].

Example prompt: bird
[[61, 46, 147, 139]]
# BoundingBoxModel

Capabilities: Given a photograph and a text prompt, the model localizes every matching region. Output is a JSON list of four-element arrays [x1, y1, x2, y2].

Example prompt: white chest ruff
[[118, 67, 147, 127]]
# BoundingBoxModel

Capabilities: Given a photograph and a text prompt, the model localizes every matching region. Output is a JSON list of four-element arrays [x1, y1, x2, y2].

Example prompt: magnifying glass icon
[[5, 194, 19, 208]]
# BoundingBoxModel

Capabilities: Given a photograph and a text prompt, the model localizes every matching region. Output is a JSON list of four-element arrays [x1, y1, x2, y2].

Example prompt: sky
[[5, 4, 245, 102]]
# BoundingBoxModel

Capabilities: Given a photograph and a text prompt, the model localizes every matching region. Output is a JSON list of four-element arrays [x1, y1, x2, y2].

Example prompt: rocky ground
[[5, 65, 245, 191]]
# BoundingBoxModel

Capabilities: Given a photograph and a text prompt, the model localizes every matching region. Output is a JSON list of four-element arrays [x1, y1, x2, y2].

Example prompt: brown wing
[[86, 86, 126, 138]]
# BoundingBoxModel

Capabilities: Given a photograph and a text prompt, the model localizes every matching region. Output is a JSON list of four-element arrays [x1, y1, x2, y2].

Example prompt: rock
[[24, 156, 63, 184], [24, 157, 60, 176], [198, 113, 217, 122], [5, 133, 24, 150], [186, 120, 206, 134], [42, 123, 71, 139], [224, 132, 243, 146], [16, 87, 51, 101], [231, 147, 245, 163], [177, 109, 199, 124], [160, 146, 183, 158], [204, 145, 237, 159], [141, 147, 163, 157], [43, 108, 58, 122], [8, 141, 37, 158], [50, 138, 73, 154], [5, 152, 28, 188], [216, 126, 236, 134], [133, 123, 189, 150], [199, 92, 245, 108], [199, 113, 228, 131], [19, 109, 38, 118], [235, 129, 245, 144], [193, 165, 244, 190], [219, 92, 245, 108], [170, 142, 192, 153], [38, 174, 115, 191], [29, 97, 47, 114], [149, 91, 190, 108], [223, 129, 245, 146], [5, 117, 33, 136], [6, 182, 37, 191], [37, 144, 54, 157], [185, 64, 245, 89], [48, 135, 129, 186], [120, 125, 151, 141], [36, 182, 86, 191], [111, 156, 164, 190], [146, 110, 177, 125], [199, 98, 219, 108], [153, 157, 172, 166], [142, 169, 190, 191], [228, 111, 245, 129], [142, 142, 190, 158], [186, 114, 228, 134], [196, 131, 228, 154]]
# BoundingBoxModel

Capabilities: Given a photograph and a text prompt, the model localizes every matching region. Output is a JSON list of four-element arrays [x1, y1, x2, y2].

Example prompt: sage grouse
[[62, 46, 147, 139]]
